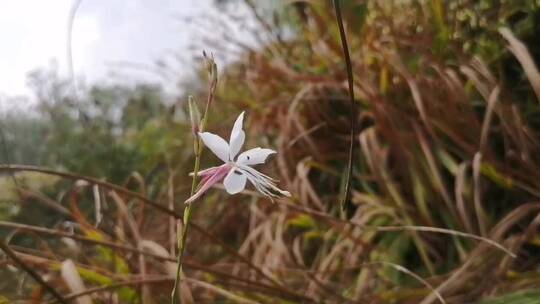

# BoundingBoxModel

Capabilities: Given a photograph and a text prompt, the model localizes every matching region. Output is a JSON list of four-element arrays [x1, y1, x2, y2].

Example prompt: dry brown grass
[[1, 1, 540, 303]]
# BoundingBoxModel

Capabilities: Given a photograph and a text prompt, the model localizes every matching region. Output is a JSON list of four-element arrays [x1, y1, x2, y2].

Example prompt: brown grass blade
[[60, 259, 92, 304], [110, 191, 151, 303], [0, 239, 67, 303], [479, 86, 500, 152], [499, 27, 540, 103]]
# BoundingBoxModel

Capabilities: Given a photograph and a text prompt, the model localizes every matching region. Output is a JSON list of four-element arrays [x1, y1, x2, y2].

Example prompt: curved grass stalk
[[274, 261, 445, 303], [374, 225, 516, 258], [277, 200, 516, 258], [333, 0, 358, 212], [364, 261, 446, 304]]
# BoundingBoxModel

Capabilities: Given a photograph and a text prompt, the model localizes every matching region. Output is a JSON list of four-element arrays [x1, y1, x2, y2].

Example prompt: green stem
[[333, 0, 358, 212], [170, 169, 197, 303], [171, 60, 216, 304]]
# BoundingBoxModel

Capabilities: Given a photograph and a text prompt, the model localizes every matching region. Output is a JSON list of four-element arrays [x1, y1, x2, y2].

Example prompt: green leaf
[[481, 163, 514, 189], [287, 214, 316, 230], [478, 290, 540, 304]]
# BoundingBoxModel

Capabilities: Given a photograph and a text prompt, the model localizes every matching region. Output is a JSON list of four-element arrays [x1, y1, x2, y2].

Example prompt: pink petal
[[184, 164, 231, 204], [190, 165, 225, 177]]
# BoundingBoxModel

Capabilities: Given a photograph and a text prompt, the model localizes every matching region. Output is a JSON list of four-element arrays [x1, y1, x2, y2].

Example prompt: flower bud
[[211, 61, 218, 84], [188, 95, 201, 135], [188, 96, 201, 153]]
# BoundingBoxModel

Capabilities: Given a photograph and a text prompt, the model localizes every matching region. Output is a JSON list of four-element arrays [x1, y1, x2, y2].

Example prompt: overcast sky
[[0, 0, 231, 108]]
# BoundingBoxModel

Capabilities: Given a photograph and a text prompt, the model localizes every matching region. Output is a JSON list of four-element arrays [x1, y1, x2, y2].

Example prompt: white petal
[[223, 168, 247, 194], [198, 132, 229, 162], [229, 112, 245, 160], [236, 147, 276, 165]]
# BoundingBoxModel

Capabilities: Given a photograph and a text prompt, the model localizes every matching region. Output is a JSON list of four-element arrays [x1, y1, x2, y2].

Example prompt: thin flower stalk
[[171, 53, 217, 304], [172, 53, 289, 303], [172, 109, 290, 301]]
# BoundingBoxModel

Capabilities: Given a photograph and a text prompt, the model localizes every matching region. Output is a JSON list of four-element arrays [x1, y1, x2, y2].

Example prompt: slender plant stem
[[0, 239, 68, 303], [171, 57, 217, 303], [333, 0, 358, 212]]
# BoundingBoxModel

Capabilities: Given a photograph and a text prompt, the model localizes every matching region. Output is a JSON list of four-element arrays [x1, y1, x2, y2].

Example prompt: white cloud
[[0, 0, 239, 106], [71, 14, 100, 85], [0, 0, 71, 95]]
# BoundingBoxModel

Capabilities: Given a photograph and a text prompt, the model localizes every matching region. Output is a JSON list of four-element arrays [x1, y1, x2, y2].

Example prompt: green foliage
[[478, 289, 540, 304]]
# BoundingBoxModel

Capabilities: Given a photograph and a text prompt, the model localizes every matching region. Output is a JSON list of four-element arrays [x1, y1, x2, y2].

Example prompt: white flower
[[185, 112, 290, 203]]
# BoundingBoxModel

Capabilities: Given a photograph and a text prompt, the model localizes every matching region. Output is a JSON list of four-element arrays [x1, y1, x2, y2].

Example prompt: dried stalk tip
[[203, 50, 218, 83], [203, 51, 214, 74]]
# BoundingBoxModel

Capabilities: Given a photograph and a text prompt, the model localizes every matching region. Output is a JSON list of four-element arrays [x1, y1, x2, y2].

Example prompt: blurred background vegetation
[[1, 0, 540, 303]]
